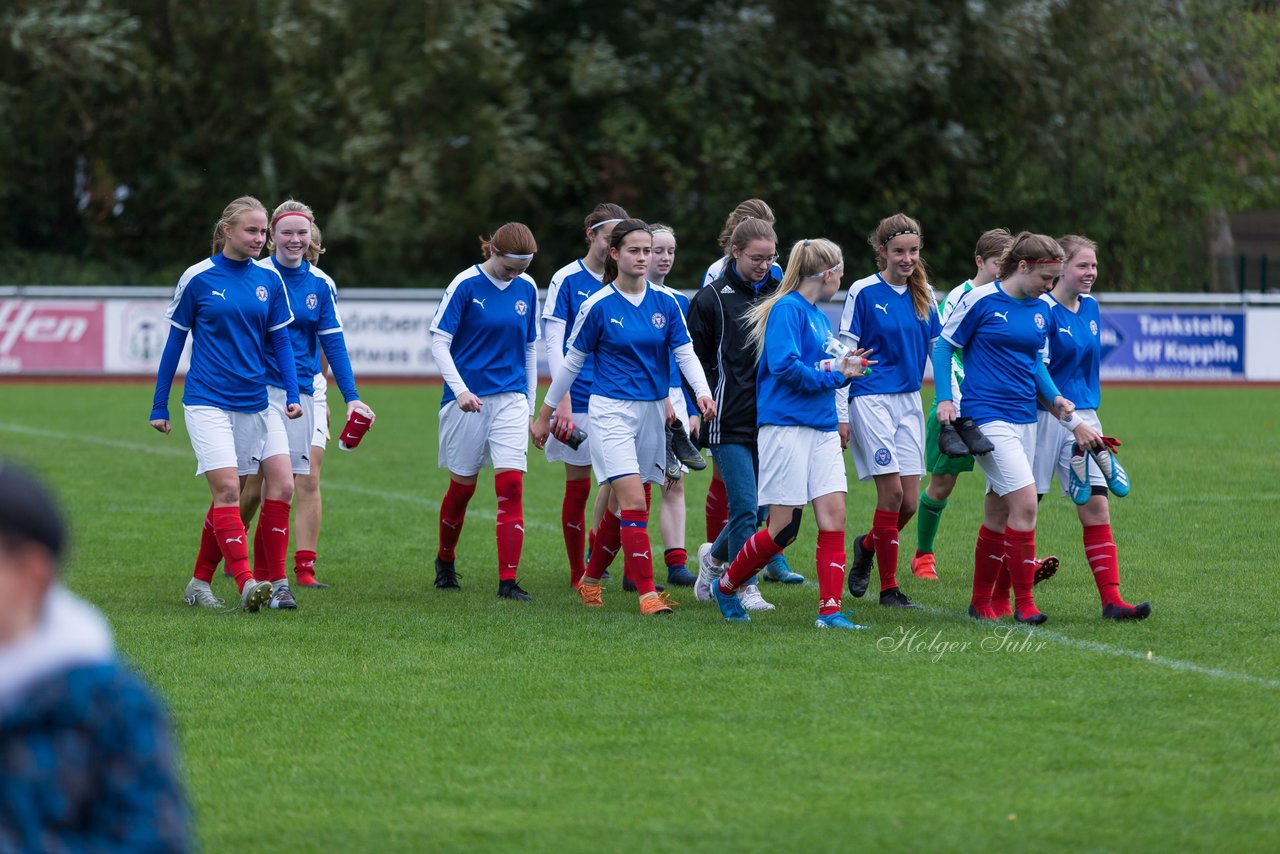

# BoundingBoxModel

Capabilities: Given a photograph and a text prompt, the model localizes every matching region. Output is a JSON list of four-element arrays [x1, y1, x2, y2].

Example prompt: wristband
[[1061, 412, 1083, 430]]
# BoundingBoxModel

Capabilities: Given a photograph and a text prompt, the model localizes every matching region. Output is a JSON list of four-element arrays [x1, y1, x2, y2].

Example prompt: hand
[[838, 422, 850, 450], [348, 400, 375, 424], [551, 396, 573, 432], [696, 396, 717, 421], [150, 419, 171, 435], [457, 391, 483, 413], [840, 347, 877, 379], [531, 413, 551, 449], [1052, 396, 1074, 421], [664, 398, 677, 426], [1072, 422, 1105, 452], [688, 416, 701, 445], [937, 400, 957, 425], [286, 403, 304, 420]]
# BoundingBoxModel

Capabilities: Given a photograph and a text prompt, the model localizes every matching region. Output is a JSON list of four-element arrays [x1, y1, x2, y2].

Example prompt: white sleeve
[[836, 387, 850, 423], [673, 342, 711, 400], [430, 331, 470, 400], [543, 317, 566, 378], [544, 348, 586, 410], [526, 342, 537, 415]]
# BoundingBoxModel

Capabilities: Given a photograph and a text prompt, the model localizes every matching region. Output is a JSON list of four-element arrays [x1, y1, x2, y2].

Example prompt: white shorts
[[848, 391, 926, 480], [184, 404, 286, 477], [1034, 409, 1106, 497], [311, 372, 330, 449], [975, 420, 1037, 496], [758, 425, 847, 506], [267, 386, 315, 475], [588, 396, 666, 486], [545, 409, 592, 467], [438, 391, 530, 476]]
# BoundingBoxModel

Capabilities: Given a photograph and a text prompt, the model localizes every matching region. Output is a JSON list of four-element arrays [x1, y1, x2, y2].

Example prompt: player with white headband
[[430, 223, 541, 601]]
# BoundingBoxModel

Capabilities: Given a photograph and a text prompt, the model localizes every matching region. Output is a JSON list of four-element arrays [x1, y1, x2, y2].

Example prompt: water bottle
[[816, 333, 870, 375]]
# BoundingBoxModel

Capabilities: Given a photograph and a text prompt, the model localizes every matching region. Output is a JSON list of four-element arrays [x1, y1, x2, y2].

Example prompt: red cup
[[338, 408, 373, 451]]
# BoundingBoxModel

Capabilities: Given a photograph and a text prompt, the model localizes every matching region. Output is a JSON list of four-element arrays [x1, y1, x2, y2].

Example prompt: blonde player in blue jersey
[[431, 223, 540, 601], [839, 214, 941, 610], [532, 219, 716, 616], [1031, 235, 1149, 620], [242, 199, 373, 608], [542, 203, 628, 587], [933, 232, 1078, 624], [149, 196, 299, 613], [708, 238, 874, 628]]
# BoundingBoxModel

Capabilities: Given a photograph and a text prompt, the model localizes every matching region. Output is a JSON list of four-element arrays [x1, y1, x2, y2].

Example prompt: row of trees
[[1, 0, 1277, 290]]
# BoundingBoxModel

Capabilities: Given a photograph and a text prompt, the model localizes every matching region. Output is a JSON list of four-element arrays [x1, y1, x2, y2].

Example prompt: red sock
[[438, 479, 476, 561], [720, 528, 783, 592], [1083, 523, 1124, 607], [871, 508, 901, 592], [619, 509, 656, 596], [1005, 526, 1039, 618], [562, 477, 591, 585], [585, 511, 621, 581], [257, 499, 291, 583], [495, 471, 524, 581], [971, 524, 1005, 617], [251, 514, 268, 582], [664, 548, 688, 569], [991, 556, 1013, 618], [294, 549, 317, 582], [193, 503, 221, 583], [210, 505, 252, 589], [705, 475, 728, 542], [816, 530, 845, 616]]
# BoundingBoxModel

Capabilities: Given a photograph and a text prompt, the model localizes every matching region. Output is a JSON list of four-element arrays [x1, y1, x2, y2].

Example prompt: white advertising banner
[[104, 300, 193, 375], [338, 300, 441, 377]]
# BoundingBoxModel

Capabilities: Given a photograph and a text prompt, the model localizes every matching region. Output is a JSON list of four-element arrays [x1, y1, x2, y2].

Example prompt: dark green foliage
[[1, 0, 1276, 288]]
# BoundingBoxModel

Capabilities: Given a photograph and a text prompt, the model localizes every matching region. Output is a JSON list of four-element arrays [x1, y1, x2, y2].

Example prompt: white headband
[[590, 218, 624, 231], [502, 252, 535, 260]]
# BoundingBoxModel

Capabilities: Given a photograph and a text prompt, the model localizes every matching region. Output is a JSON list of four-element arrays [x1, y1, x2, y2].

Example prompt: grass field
[[2, 382, 1278, 852]]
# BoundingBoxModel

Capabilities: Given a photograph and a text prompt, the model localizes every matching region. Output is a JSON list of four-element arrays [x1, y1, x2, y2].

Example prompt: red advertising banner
[[0, 300, 105, 374]]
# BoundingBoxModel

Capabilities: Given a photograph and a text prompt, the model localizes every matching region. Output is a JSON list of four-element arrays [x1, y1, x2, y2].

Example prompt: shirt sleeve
[[166, 272, 198, 331], [267, 271, 294, 332], [763, 302, 845, 393], [431, 279, 468, 336], [837, 287, 859, 348]]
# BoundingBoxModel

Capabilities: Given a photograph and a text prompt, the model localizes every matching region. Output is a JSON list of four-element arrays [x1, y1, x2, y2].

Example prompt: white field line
[[920, 606, 1279, 689], [7, 420, 1277, 687]]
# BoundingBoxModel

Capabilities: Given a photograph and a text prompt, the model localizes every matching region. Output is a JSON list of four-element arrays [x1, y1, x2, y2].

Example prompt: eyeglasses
[[744, 253, 778, 266]]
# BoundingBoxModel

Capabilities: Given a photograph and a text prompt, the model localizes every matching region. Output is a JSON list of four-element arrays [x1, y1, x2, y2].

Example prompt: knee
[[772, 508, 803, 548]]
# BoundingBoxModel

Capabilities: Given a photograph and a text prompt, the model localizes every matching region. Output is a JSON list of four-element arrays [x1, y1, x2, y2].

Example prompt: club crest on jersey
[[306, 293, 318, 310], [1034, 312, 1046, 330], [651, 312, 666, 330], [875, 447, 892, 466], [515, 300, 528, 316], [1090, 320, 1099, 336], [255, 286, 268, 302]]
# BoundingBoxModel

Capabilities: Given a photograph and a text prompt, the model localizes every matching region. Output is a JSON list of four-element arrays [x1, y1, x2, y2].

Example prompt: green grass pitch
[[2, 382, 1277, 852]]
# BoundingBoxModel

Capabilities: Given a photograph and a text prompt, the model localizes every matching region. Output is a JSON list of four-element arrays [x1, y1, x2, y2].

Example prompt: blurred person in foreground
[[0, 461, 190, 852]]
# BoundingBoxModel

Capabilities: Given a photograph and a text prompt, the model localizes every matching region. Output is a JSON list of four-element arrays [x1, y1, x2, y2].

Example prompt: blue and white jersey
[[258, 258, 342, 397], [941, 281, 1053, 426], [432, 265, 539, 408], [839, 272, 941, 397], [543, 259, 605, 411], [166, 253, 294, 412], [1038, 293, 1102, 411], [756, 291, 848, 431], [565, 283, 691, 401], [651, 282, 691, 387], [702, 256, 784, 288]]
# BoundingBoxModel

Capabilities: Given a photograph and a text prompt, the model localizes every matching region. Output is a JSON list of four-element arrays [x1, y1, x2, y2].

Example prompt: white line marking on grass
[[923, 606, 1279, 689], [0, 422, 562, 533]]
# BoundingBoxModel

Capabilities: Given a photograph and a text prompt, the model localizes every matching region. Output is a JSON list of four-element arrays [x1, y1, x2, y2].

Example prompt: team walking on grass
[[151, 196, 1149, 626]]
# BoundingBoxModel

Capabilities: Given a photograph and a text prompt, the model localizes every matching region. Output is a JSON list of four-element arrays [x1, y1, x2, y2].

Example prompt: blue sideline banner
[[1099, 309, 1245, 379]]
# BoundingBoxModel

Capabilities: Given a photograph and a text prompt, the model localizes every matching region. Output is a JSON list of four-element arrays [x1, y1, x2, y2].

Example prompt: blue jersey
[[566, 283, 691, 401], [1038, 293, 1102, 411], [756, 291, 848, 430], [839, 272, 941, 397], [432, 266, 539, 408], [941, 281, 1053, 426], [544, 260, 605, 411], [166, 253, 294, 412], [259, 258, 342, 397]]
